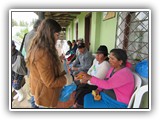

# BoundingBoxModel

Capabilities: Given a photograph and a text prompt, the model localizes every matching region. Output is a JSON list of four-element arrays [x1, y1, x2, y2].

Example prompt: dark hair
[[30, 18, 61, 50], [77, 43, 85, 48], [96, 45, 109, 61], [72, 40, 76, 43], [110, 49, 128, 66], [67, 40, 72, 50]]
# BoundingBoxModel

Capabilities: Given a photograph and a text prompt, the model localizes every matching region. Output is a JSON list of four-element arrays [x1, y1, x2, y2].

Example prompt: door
[[76, 22, 78, 40], [85, 13, 92, 50]]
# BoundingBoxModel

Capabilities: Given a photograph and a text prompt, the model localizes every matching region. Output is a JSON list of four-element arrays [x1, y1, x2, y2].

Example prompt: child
[[12, 40, 27, 102]]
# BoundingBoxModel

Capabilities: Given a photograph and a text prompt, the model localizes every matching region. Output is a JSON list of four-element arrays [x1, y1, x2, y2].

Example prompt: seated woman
[[80, 48, 135, 108], [73, 45, 110, 108]]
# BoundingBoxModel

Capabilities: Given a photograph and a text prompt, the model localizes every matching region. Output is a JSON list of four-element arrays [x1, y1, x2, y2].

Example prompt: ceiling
[[41, 12, 81, 28]]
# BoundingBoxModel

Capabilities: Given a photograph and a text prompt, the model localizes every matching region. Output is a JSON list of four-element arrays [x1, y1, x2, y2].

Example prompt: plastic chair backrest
[[133, 85, 148, 108], [127, 72, 142, 108]]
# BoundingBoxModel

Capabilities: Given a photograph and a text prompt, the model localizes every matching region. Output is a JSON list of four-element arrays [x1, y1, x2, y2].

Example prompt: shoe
[[18, 93, 24, 102], [13, 94, 19, 100], [15, 89, 24, 102]]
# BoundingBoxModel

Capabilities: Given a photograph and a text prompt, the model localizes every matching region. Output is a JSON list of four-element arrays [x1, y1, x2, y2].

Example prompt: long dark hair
[[67, 40, 72, 50], [26, 18, 62, 75], [110, 49, 128, 66]]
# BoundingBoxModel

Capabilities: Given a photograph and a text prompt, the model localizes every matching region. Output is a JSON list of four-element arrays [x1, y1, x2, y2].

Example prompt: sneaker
[[18, 93, 24, 102], [13, 94, 19, 100]]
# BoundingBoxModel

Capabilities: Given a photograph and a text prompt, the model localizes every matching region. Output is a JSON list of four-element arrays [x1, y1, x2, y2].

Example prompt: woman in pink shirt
[[80, 49, 134, 108]]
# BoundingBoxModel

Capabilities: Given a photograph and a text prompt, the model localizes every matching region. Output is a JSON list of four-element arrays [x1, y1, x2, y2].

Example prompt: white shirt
[[87, 59, 110, 85]]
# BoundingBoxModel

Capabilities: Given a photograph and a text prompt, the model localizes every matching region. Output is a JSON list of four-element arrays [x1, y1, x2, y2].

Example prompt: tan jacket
[[28, 48, 66, 107]]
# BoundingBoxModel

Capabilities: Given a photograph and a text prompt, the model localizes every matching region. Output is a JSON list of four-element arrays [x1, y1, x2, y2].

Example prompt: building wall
[[66, 12, 89, 41], [99, 12, 118, 52], [66, 12, 117, 53]]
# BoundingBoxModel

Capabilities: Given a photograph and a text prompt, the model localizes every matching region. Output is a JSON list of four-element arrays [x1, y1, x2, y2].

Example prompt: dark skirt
[[75, 83, 98, 105]]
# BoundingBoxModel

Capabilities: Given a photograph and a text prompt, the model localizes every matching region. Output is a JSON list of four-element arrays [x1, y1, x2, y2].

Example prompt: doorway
[[76, 22, 78, 41], [85, 13, 92, 50]]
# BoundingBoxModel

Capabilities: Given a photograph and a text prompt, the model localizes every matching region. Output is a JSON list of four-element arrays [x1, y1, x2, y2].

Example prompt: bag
[[135, 60, 148, 78], [12, 55, 27, 75], [59, 83, 77, 102], [67, 54, 75, 61]]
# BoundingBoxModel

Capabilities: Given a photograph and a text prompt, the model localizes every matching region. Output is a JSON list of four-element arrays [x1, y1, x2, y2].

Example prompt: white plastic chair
[[132, 85, 148, 108], [127, 72, 142, 108]]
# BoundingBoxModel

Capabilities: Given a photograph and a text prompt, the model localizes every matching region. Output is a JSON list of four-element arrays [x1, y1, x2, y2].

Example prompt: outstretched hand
[[79, 72, 92, 83], [74, 72, 85, 81], [74, 72, 92, 84]]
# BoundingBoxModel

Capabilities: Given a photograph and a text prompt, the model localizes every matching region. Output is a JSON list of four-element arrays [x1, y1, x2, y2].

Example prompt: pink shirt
[[90, 67, 134, 104]]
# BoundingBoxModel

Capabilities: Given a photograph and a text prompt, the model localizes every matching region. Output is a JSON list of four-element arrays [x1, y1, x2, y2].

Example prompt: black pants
[[75, 83, 97, 106]]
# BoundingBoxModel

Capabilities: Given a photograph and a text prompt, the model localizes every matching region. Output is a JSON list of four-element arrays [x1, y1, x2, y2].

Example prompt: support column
[[90, 12, 101, 53], [38, 12, 45, 20]]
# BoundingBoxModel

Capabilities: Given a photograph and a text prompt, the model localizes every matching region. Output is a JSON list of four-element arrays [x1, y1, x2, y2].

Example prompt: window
[[116, 12, 149, 63]]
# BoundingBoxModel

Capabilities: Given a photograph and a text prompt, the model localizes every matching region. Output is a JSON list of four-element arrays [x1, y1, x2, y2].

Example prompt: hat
[[96, 45, 108, 55], [78, 43, 85, 48]]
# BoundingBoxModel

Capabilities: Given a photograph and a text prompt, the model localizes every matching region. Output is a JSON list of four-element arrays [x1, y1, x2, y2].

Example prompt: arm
[[78, 53, 93, 71], [35, 52, 66, 88], [90, 68, 133, 90], [72, 56, 80, 67], [87, 59, 96, 75]]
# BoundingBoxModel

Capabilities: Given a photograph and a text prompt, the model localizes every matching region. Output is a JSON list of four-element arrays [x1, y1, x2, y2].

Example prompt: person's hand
[[79, 72, 92, 83], [94, 89, 100, 95], [60, 54, 65, 60], [74, 75, 79, 81], [80, 79, 88, 84], [66, 60, 71, 65], [81, 72, 92, 81], [72, 67, 78, 71], [74, 72, 84, 81]]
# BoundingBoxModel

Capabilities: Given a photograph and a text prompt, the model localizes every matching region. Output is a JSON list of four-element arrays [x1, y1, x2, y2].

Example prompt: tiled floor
[[12, 77, 31, 108], [12, 81, 75, 109]]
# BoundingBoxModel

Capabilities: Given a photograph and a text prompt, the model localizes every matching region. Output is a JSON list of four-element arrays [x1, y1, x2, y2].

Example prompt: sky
[[12, 12, 38, 24]]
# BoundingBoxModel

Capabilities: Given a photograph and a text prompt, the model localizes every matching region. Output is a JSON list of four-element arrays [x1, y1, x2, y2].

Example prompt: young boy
[[12, 40, 27, 102]]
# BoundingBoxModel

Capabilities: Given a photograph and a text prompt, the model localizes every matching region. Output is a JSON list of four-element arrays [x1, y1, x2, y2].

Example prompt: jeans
[[30, 96, 39, 108]]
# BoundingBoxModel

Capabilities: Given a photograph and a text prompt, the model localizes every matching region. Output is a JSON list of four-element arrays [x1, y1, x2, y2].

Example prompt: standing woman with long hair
[[26, 19, 67, 108]]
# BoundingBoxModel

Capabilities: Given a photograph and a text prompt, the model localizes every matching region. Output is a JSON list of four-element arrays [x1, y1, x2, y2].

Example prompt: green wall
[[99, 12, 117, 52], [66, 12, 117, 53], [66, 12, 89, 40], [90, 12, 117, 53], [66, 22, 73, 41]]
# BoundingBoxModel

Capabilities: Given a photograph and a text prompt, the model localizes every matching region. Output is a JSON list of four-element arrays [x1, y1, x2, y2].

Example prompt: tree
[[12, 19, 18, 27], [19, 20, 28, 27], [16, 28, 29, 40], [30, 19, 36, 26]]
